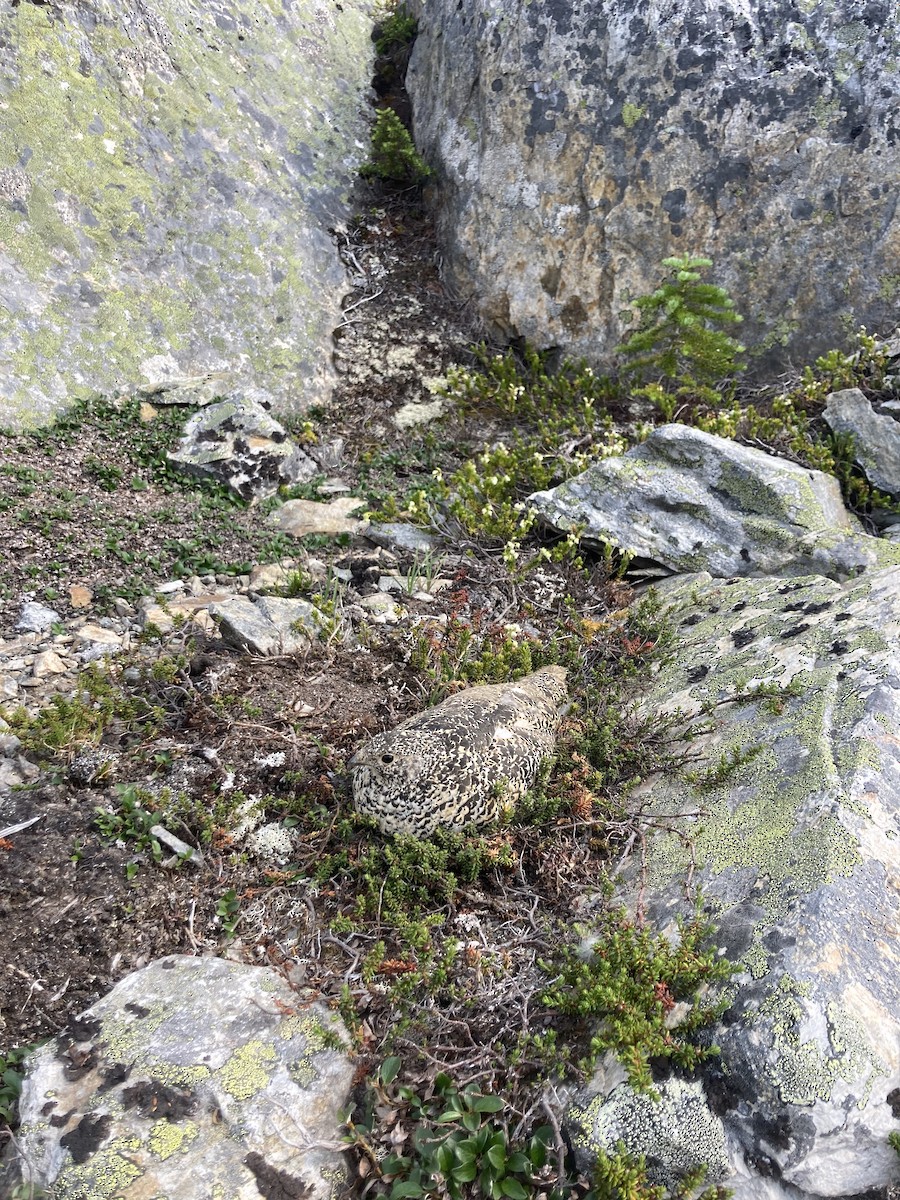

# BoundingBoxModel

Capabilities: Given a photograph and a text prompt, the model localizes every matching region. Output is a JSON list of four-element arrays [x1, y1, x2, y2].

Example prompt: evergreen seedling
[[619, 255, 745, 407], [362, 108, 432, 185]]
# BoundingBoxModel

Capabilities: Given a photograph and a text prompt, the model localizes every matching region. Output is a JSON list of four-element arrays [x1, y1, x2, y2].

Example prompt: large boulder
[[406, 0, 900, 371], [4, 955, 353, 1199], [529, 423, 900, 580], [0, 0, 373, 430], [572, 567, 900, 1198]]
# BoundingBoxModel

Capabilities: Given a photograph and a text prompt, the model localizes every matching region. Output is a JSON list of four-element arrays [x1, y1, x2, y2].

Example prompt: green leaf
[[452, 1162, 478, 1183], [501, 1179, 528, 1199], [390, 1182, 425, 1199], [487, 1144, 507, 1171], [472, 1095, 505, 1113], [507, 1152, 530, 1174], [461, 1110, 480, 1132], [380, 1056, 402, 1085]]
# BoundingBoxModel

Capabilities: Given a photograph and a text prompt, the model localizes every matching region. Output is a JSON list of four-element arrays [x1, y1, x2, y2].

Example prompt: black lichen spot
[[782, 601, 806, 612], [491, 77, 503, 93], [60, 1113, 112, 1164], [98, 1063, 131, 1093], [732, 628, 755, 648], [62, 1016, 101, 1045], [835, 613, 852, 622], [831, 640, 850, 656], [662, 186, 687, 225], [681, 613, 702, 627], [803, 601, 832, 615], [791, 198, 814, 220], [49, 1108, 74, 1127], [122, 1079, 196, 1121], [887, 1087, 900, 1118], [740, 548, 751, 562], [244, 1152, 313, 1199], [781, 624, 810, 639], [125, 1003, 151, 1017], [686, 664, 709, 683], [732, 600, 747, 612]]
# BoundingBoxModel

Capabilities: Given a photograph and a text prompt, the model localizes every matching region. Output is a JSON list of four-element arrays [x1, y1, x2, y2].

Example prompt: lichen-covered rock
[[407, 0, 899, 371], [0, 0, 373, 430], [209, 594, 327, 654], [823, 388, 900, 498], [5, 955, 353, 1199], [167, 392, 317, 501], [569, 1077, 729, 1191], [529, 423, 900, 579], [579, 568, 900, 1197]]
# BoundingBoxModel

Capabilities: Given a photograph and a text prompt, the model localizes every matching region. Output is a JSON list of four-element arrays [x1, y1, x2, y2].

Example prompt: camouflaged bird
[[349, 666, 568, 837]]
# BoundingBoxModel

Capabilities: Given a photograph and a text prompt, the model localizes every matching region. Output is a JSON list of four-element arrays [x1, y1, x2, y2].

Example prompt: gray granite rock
[[577, 568, 900, 1198], [209, 595, 325, 654], [530, 423, 900, 580], [366, 522, 441, 555], [823, 387, 900, 498], [15, 601, 61, 633], [407, 0, 900, 372], [6, 956, 352, 1199], [0, 0, 373, 430], [168, 395, 318, 501], [268, 496, 369, 537]]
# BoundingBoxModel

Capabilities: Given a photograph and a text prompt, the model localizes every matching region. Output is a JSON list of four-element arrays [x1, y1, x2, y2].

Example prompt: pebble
[[32, 650, 69, 678], [16, 601, 62, 633]]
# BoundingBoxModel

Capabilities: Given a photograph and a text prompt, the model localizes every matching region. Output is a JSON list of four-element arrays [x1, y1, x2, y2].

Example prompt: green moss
[[622, 103, 645, 129]]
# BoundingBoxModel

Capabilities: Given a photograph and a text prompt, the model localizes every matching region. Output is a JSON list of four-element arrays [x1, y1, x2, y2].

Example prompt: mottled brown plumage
[[349, 666, 568, 837]]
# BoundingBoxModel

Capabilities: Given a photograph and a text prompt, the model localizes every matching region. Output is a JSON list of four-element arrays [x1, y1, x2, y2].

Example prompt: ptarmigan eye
[[381, 753, 394, 764]]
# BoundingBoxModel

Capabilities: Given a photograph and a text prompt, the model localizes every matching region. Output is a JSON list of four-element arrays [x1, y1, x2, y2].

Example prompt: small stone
[[156, 580, 185, 595], [358, 593, 402, 623], [32, 650, 69, 678], [248, 563, 294, 593], [139, 401, 158, 422], [140, 605, 175, 634], [112, 598, 136, 617], [186, 576, 206, 596], [75, 624, 123, 648], [366, 522, 441, 555], [149, 824, 205, 867], [15, 601, 61, 633], [0, 676, 18, 702], [268, 496, 368, 538], [68, 585, 93, 609], [0, 733, 21, 756]]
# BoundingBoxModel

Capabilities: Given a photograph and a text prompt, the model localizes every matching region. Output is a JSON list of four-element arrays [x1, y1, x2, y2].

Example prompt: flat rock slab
[[7, 955, 352, 1199], [530, 423, 900, 579], [268, 496, 369, 538], [168, 395, 317, 502], [823, 387, 900, 498], [209, 595, 324, 654], [581, 567, 900, 1198]]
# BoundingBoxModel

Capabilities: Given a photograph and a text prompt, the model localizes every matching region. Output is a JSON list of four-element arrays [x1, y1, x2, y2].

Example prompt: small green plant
[[619, 256, 745, 407], [541, 902, 734, 1093], [94, 784, 163, 870], [374, 2, 417, 53], [592, 1144, 730, 1200], [0, 1044, 37, 1127], [363, 108, 432, 185], [216, 888, 241, 939], [345, 1060, 560, 1198]]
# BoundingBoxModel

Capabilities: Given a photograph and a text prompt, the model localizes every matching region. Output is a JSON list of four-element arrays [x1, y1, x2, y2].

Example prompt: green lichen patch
[[217, 1039, 277, 1101]]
